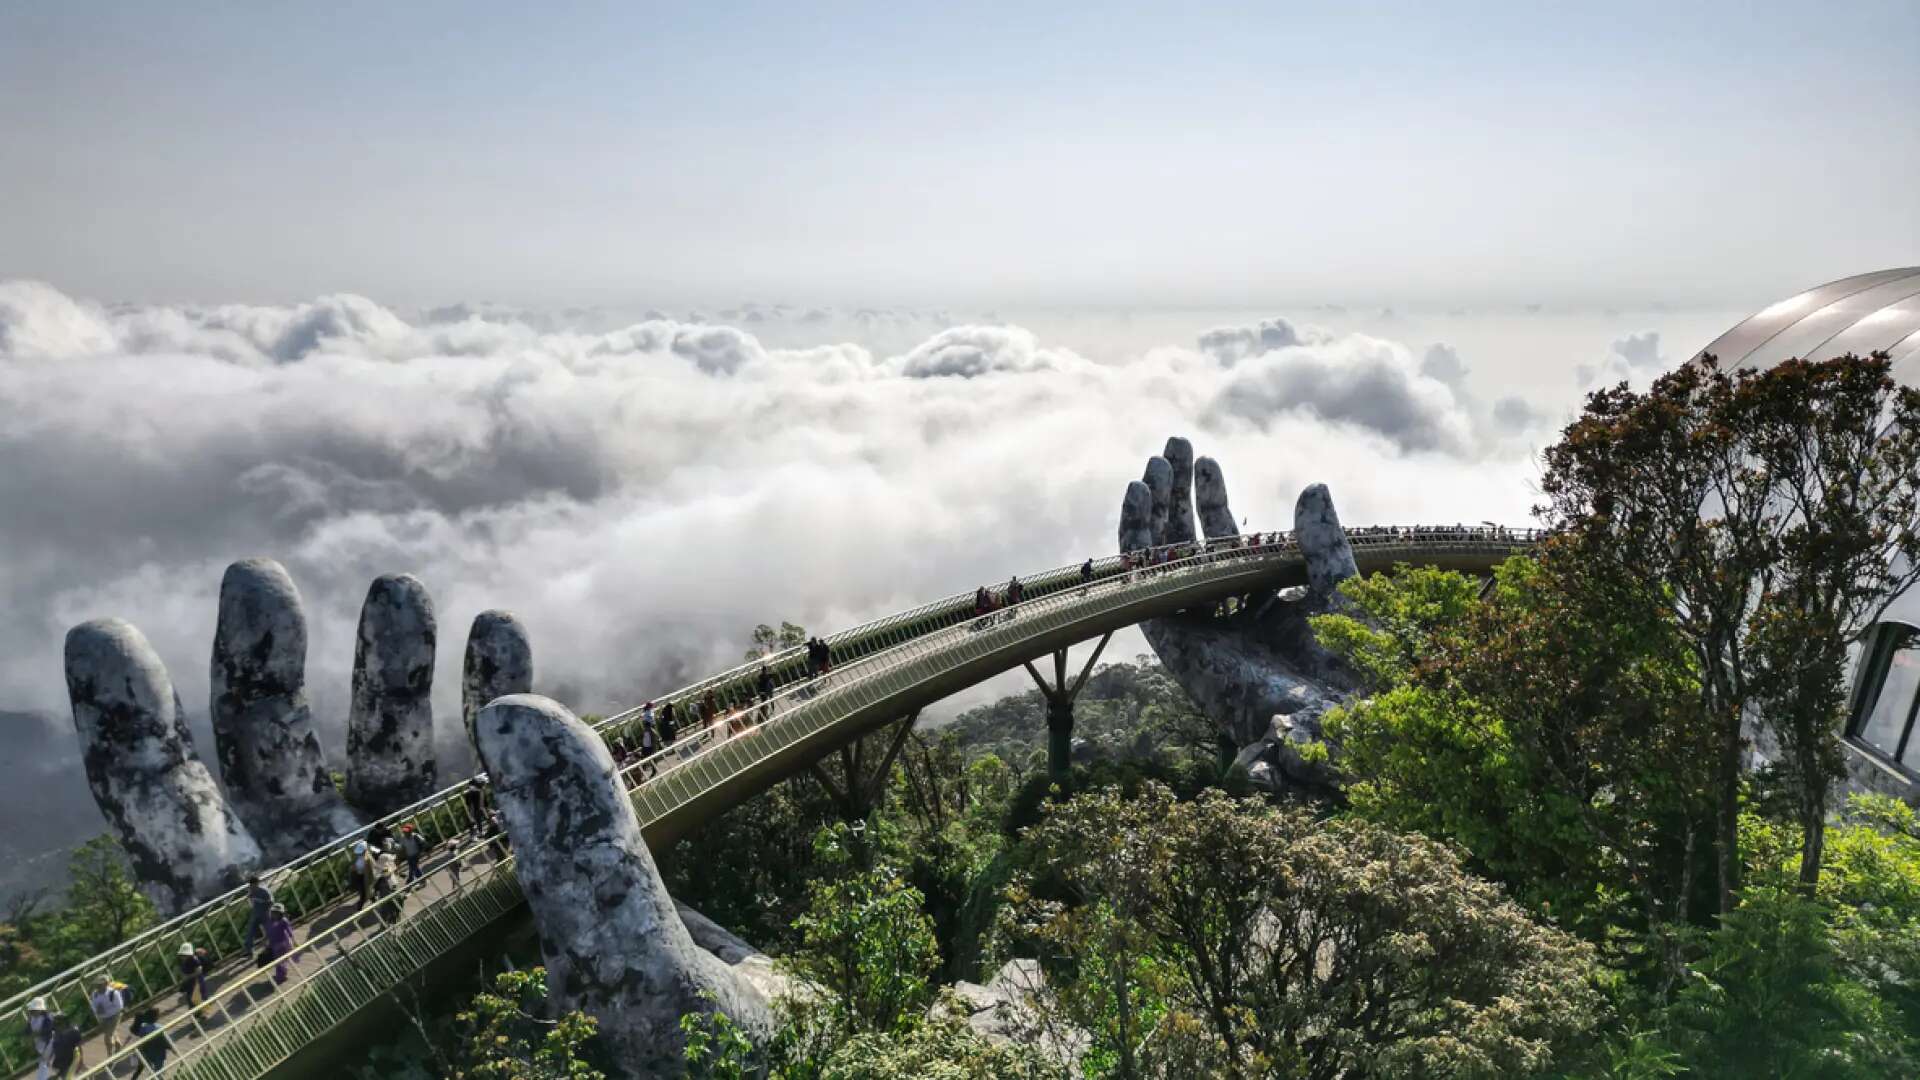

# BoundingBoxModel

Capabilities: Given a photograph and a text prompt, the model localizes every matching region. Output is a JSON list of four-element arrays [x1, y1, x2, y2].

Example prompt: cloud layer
[[0, 281, 1575, 873]]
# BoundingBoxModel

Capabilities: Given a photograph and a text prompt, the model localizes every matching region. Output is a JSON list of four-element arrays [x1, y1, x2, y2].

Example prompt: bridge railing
[[4, 525, 1543, 1076]]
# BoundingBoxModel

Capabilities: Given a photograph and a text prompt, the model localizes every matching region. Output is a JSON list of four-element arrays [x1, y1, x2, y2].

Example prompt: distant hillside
[[0, 711, 113, 898]]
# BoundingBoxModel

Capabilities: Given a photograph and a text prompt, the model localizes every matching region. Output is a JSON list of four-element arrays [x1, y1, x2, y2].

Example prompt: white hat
[[27, 996, 47, 1012], [178, 942, 196, 956], [351, 840, 367, 854]]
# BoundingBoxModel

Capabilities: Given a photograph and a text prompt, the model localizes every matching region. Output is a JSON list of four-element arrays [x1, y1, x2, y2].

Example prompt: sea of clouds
[[0, 279, 1682, 879]]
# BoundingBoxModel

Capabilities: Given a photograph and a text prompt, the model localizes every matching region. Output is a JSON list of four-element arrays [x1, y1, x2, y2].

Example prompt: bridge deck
[[4, 528, 1538, 1080]]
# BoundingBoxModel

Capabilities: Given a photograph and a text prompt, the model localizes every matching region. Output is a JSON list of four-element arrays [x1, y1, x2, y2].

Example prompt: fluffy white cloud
[[0, 282, 1553, 867], [1203, 331, 1477, 455], [1577, 329, 1674, 389]]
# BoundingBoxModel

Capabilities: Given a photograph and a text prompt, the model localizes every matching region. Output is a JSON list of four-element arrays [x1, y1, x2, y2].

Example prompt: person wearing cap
[[89, 973, 128, 1052], [25, 996, 54, 1080], [242, 871, 273, 955], [398, 822, 425, 882], [264, 903, 297, 985], [177, 942, 208, 1009]]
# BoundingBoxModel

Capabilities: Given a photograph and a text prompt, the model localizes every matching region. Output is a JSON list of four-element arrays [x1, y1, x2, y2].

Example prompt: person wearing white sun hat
[[25, 996, 54, 1080], [177, 941, 208, 1009]]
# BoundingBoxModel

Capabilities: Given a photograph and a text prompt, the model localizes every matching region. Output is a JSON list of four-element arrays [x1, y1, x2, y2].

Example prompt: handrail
[[7, 524, 1544, 1078]]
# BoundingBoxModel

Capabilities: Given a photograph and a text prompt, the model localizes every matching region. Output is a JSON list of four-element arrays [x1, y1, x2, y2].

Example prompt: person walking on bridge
[[89, 974, 126, 1054], [399, 823, 425, 882], [46, 1014, 83, 1079], [25, 996, 53, 1080], [1080, 559, 1094, 584], [127, 1007, 170, 1076], [756, 664, 774, 704], [242, 871, 273, 956], [176, 944, 208, 1011], [264, 904, 296, 985], [638, 713, 659, 777], [1006, 575, 1023, 605], [660, 700, 678, 750], [462, 778, 487, 839]]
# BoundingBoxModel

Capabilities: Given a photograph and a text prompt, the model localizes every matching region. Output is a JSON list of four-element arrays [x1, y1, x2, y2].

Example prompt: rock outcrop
[[475, 694, 771, 1077], [462, 610, 532, 750], [66, 618, 263, 912], [1119, 439, 1359, 784], [346, 573, 438, 816], [209, 559, 361, 859]]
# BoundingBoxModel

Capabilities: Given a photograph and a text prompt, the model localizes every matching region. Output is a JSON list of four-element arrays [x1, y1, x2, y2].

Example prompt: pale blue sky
[[3, 1, 1915, 308]]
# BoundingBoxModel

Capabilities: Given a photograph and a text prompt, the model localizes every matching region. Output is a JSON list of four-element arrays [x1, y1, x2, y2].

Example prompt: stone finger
[[346, 573, 438, 817], [211, 558, 362, 859], [67, 618, 262, 913], [1119, 480, 1155, 553], [475, 694, 770, 1075], [1163, 436, 1196, 544], [1194, 455, 1239, 540], [1294, 483, 1359, 602], [463, 610, 533, 751], [1141, 456, 1172, 546]]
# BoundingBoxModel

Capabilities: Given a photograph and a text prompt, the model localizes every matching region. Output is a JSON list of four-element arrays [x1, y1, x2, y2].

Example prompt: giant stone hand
[[65, 559, 495, 909], [1120, 437, 1361, 786]]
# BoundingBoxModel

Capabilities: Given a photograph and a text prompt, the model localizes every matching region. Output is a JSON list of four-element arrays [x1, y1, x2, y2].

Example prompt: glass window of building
[[1852, 622, 1920, 769]]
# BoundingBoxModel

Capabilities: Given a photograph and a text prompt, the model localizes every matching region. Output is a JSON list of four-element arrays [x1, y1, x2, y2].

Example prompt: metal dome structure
[[1693, 266, 1920, 381], [1705, 269, 1920, 794]]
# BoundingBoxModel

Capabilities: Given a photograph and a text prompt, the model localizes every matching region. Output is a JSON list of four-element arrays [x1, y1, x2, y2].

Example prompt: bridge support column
[[809, 710, 919, 821], [1024, 631, 1114, 782]]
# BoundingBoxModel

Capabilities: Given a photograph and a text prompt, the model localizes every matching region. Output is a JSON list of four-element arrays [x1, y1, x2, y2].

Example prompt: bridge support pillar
[[1024, 631, 1114, 782], [809, 710, 919, 822]]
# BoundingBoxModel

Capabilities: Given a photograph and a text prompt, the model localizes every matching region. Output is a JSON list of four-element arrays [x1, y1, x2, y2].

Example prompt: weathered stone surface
[[945, 959, 1085, 1068], [66, 618, 262, 913], [676, 903, 793, 1005], [1118, 481, 1155, 554], [476, 694, 770, 1077], [1295, 483, 1359, 603], [1163, 437, 1196, 544], [210, 559, 360, 860], [1141, 456, 1172, 541], [1194, 456, 1238, 539], [1122, 439, 1360, 783], [462, 610, 532, 749], [346, 574, 438, 816]]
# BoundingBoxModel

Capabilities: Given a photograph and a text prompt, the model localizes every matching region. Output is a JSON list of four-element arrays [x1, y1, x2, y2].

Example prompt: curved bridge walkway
[[4, 526, 1540, 1080]]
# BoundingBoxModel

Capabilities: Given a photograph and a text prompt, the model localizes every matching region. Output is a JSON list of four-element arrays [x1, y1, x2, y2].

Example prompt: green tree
[[454, 967, 605, 1080], [786, 824, 941, 1041], [1004, 784, 1605, 1079], [1540, 353, 1920, 906], [1317, 555, 1720, 958], [747, 621, 809, 660]]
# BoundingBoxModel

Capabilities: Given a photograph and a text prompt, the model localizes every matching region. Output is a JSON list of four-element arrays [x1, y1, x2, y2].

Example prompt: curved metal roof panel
[[1695, 267, 1920, 367]]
